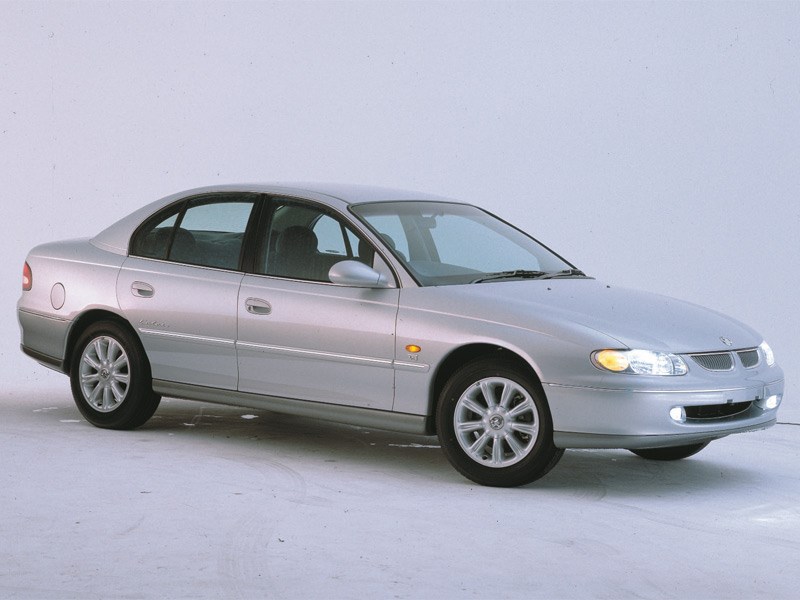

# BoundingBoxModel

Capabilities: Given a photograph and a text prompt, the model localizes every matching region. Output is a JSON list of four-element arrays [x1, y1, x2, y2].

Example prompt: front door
[[236, 198, 398, 409]]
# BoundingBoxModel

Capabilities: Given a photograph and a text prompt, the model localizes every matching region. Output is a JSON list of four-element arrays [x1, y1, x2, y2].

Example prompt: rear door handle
[[131, 281, 155, 298], [245, 297, 272, 315]]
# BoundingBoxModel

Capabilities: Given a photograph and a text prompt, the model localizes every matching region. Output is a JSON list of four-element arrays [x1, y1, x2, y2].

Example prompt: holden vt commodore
[[18, 184, 784, 487]]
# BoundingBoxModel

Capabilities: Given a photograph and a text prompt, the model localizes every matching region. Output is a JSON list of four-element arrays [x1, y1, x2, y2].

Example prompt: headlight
[[592, 349, 688, 376], [759, 341, 775, 366]]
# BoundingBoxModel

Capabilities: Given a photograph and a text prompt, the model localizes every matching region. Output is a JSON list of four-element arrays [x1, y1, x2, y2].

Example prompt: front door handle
[[131, 281, 155, 298], [245, 297, 272, 315]]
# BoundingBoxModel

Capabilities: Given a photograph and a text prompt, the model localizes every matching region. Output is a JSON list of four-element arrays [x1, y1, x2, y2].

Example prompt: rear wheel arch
[[69, 319, 161, 429], [65, 310, 145, 376]]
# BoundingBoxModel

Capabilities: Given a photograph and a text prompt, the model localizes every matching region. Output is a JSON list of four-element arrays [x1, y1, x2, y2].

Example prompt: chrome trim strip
[[236, 340, 393, 367], [687, 347, 759, 355], [393, 360, 430, 373], [236, 340, 431, 372], [139, 329, 235, 348], [125, 254, 246, 275], [152, 379, 432, 435]]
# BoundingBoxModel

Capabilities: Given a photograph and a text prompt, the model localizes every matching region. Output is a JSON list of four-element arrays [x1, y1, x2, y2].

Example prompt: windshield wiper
[[471, 268, 588, 283], [538, 268, 588, 279], [471, 270, 549, 283]]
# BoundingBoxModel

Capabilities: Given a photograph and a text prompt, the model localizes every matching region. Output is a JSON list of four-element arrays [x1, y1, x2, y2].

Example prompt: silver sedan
[[18, 184, 784, 487]]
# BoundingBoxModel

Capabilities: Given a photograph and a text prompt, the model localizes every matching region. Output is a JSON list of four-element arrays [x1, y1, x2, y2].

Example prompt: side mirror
[[328, 260, 392, 288]]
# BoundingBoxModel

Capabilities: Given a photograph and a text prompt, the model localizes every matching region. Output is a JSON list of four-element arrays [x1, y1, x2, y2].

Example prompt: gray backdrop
[[3, 1, 797, 421]]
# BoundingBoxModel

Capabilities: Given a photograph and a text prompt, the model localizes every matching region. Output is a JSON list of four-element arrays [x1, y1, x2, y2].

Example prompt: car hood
[[438, 279, 762, 353]]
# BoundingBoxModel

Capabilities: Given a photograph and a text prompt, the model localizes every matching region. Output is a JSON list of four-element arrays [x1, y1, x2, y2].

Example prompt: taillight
[[22, 262, 32, 291]]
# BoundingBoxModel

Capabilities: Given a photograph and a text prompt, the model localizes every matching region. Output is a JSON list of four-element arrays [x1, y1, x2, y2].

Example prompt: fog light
[[669, 406, 686, 423], [756, 394, 781, 410]]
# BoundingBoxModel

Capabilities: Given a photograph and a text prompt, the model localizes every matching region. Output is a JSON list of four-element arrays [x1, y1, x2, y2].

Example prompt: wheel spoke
[[107, 339, 117, 361], [505, 433, 525, 457], [510, 421, 537, 437], [111, 381, 126, 403], [491, 438, 504, 464], [81, 372, 100, 384], [461, 396, 488, 417], [457, 420, 485, 434], [507, 398, 534, 419], [499, 383, 516, 408], [106, 341, 119, 364], [88, 382, 103, 405], [114, 372, 129, 385], [479, 380, 497, 408], [102, 386, 113, 410], [469, 431, 491, 456], [93, 339, 107, 362], [83, 354, 102, 372]]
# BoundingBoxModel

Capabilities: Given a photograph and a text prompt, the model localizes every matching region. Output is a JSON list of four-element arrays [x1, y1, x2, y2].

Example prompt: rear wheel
[[629, 442, 710, 461], [70, 321, 160, 430], [436, 358, 563, 487]]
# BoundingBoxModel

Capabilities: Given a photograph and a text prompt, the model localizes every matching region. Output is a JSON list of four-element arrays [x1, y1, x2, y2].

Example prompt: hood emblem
[[720, 336, 733, 347]]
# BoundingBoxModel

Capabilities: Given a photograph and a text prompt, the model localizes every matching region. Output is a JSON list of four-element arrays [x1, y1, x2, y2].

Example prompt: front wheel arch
[[430, 344, 544, 434], [435, 357, 563, 487]]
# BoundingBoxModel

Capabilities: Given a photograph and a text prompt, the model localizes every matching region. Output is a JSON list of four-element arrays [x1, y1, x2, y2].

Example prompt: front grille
[[690, 352, 734, 371], [737, 349, 759, 368], [685, 401, 752, 420]]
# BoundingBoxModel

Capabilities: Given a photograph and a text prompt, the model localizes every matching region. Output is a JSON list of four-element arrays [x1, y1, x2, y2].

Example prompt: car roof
[[90, 183, 457, 255]]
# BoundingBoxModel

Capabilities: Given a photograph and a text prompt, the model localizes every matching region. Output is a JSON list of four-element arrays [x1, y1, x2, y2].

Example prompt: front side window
[[257, 201, 373, 282], [130, 195, 256, 270], [351, 201, 575, 286]]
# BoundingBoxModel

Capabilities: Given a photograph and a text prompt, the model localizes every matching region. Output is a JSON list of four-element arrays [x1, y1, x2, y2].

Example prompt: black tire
[[70, 320, 161, 430], [629, 442, 710, 461], [436, 358, 563, 487]]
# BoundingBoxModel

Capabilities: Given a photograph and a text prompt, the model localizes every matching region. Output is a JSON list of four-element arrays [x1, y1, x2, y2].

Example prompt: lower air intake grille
[[685, 402, 752, 420], [690, 352, 734, 371]]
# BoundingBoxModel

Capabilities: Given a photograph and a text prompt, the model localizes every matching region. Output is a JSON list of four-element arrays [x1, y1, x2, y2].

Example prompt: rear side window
[[130, 194, 256, 270], [130, 211, 180, 260]]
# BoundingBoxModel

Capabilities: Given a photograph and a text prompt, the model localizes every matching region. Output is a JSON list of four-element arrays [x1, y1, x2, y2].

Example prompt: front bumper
[[547, 376, 784, 449]]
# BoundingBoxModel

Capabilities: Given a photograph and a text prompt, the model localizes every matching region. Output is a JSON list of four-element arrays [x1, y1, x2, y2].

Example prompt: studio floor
[[1, 388, 797, 599]]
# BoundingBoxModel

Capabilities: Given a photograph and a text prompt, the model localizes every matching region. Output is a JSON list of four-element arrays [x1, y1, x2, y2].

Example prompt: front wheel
[[436, 358, 563, 487], [629, 442, 710, 461], [70, 321, 161, 430]]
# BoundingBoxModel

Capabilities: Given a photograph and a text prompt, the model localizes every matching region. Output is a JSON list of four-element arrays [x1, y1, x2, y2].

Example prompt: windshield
[[350, 201, 577, 286]]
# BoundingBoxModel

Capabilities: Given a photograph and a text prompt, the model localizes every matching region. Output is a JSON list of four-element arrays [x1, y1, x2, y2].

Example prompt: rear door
[[118, 193, 257, 390]]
